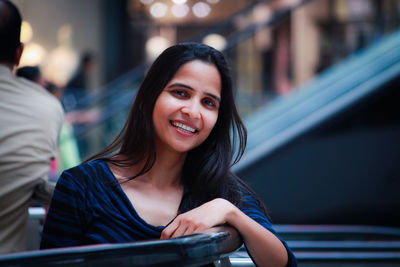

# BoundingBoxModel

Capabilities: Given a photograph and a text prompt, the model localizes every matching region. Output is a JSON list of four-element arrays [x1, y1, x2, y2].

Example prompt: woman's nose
[[181, 101, 201, 119]]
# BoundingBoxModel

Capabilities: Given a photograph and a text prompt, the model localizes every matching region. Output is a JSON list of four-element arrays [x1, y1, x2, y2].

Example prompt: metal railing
[[24, 208, 400, 266], [1, 225, 242, 267]]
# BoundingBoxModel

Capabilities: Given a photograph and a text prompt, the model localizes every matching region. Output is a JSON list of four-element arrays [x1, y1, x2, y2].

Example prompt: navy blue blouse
[[40, 160, 296, 266]]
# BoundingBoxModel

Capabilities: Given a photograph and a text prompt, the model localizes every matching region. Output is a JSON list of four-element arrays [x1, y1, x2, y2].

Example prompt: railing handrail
[[230, 251, 400, 264], [287, 240, 400, 250], [0, 226, 242, 266], [274, 224, 400, 237]]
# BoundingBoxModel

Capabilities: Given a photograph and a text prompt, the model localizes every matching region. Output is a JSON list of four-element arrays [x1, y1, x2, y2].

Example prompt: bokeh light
[[20, 21, 33, 43], [42, 47, 78, 87], [172, 0, 187, 4], [145, 36, 171, 60], [140, 0, 154, 4], [202, 33, 226, 51], [192, 2, 211, 18], [150, 2, 168, 18], [171, 4, 189, 18], [19, 43, 47, 67]]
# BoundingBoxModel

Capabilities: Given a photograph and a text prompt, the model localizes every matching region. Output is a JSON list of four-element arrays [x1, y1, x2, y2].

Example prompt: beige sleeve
[[32, 177, 56, 205]]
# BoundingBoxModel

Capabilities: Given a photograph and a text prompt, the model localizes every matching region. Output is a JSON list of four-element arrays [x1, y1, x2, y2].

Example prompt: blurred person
[[261, 17, 292, 97], [273, 17, 292, 95], [16, 66, 47, 88], [40, 43, 296, 267], [0, 0, 64, 254], [63, 52, 98, 159], [16, 67, 81, 178], [16, 66, 59, 180], [46, 82, 82, 175], [45, 81, 63, 101], [64, 51, 94, 110]]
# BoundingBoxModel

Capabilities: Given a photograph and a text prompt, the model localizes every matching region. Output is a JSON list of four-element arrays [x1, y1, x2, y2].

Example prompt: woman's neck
[[146, 148, 186, 188], [111, 149, 186, 189]]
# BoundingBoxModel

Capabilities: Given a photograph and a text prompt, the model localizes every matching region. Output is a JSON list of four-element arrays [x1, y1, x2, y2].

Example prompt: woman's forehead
[[167, 60, 221, 97]]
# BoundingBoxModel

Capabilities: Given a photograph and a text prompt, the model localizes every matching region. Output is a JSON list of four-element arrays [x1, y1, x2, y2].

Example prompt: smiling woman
[[153, 60, 221, 153], [40, 42, 297, 267]]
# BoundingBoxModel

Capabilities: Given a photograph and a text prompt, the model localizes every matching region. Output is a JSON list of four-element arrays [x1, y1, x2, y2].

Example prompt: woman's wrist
[[218, 198, 240, 226]]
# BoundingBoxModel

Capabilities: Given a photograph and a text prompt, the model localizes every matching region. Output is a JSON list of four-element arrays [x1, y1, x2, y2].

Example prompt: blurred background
[[13, 0, 400, 228]]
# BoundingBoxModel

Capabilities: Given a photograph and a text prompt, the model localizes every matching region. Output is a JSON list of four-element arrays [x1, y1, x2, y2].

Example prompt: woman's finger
[[192, 222, 208, 234], [161, 220, 179, 240], [170, 220, 190, 238], [181, 224, 196, 237]]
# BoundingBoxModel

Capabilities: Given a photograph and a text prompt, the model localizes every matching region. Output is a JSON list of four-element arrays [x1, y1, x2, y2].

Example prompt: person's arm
[[161, 198, 291, 267], [225, 199, 289, 267], [32, 179, 55, 205]]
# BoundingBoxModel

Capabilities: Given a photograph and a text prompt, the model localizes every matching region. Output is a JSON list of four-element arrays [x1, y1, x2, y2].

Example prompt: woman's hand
[[161, 197, 289, 266], [160, 198, 235, 239]]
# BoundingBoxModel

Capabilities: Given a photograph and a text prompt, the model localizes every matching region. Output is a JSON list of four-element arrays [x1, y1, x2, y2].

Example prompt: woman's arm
[[161, 198, 289, 267], [225, 200, 289, 267]]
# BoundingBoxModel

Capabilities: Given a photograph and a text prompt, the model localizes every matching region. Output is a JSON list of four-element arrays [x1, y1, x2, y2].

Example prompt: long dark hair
[[87, 42, 266, 213]]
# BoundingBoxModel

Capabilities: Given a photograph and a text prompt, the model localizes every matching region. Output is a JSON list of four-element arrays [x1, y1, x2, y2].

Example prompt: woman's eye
[[203, 98, 216, 108], [173, 90, 187, 97]]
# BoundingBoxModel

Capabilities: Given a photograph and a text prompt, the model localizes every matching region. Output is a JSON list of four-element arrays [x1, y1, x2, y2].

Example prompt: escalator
[[234, 28, 400, 226]]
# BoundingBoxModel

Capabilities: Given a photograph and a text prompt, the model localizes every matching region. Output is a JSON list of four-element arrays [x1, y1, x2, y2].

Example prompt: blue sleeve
[[40, 167, 90, 249], [240, 191, 297, 267]]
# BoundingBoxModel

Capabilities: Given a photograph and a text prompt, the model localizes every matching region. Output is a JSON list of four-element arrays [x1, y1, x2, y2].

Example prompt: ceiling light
[[146, 36, 171, 60], [171, 4, 189, 18], [192, 2, 211, 18], [20, 21, 33, 43], [140, 0, 154, 4], [202, 34, 226, 51], [19, 43, 47, 66], [150, 2, 168, 18], [172, 0, 187, 4]]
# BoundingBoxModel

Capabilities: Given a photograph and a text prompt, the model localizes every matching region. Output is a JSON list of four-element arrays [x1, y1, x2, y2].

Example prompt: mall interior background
[[11, 0, 400, 227]]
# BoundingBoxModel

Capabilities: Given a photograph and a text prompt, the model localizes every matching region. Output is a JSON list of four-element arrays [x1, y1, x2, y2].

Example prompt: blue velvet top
[[40, 160, 296, 266]]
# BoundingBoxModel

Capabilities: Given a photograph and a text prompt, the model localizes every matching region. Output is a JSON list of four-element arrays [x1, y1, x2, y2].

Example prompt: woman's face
[[152, 60, 221, 155]]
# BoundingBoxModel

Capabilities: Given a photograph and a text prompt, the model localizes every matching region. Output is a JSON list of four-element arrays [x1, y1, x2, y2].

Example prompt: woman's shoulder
[[63, 159, 101, 174], [54, 160, 116, 199], [60, 159, 111, 184]]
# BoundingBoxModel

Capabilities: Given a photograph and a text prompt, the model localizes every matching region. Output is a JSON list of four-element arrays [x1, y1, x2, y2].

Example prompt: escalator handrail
[[233, 29, 400, 172]]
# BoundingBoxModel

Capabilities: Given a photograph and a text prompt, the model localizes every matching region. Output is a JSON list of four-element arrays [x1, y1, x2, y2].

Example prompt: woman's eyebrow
[[167, 83, 193, 91], [167, 83, 221, 103], [205, 93, 220, 103]]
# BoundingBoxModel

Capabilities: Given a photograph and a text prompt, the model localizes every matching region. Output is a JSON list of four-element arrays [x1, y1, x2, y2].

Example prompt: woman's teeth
[[171, 121, 196, 133]]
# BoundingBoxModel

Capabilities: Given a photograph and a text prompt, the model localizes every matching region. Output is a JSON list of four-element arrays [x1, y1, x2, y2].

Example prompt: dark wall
[[103, 0, 148, 83]]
